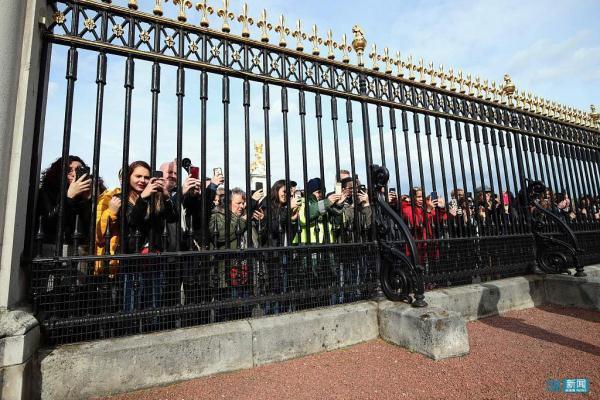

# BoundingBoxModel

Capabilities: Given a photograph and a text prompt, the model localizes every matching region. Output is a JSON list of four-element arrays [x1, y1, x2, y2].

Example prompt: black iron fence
[[28, 0, 600, 344]]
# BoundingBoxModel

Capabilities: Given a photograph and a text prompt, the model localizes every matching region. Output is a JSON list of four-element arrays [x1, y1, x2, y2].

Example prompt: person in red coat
[[401, 187, 447, 265]]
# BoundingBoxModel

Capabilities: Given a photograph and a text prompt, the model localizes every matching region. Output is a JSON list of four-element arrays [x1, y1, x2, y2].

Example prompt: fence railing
[[28, 0, 600, 345]]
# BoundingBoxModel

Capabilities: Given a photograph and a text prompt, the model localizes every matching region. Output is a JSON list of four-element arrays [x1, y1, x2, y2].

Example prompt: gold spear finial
[[591, 105, 600, 126], [195, 0, 214, 27], [309, 24, 322, 56], [475, 76, 482, 98], [292, 20, 307, 52], [257, 9, 272, 43], [153, 0, 165, 16], [516, 90, 524, 109], [543, 99, 551, 117], [417, 58, 425, 83], [128, 0, 138, 10], [448, 67, 456, 91], [428, 61, 435, 85], [324, 29, 336, 60], [369, 44, 379, 71], [237, 3, 253, 38], [383, 48, 393, 74], [173, 0, 193, 22], [466, 73, 474, 95], [457, 69, 465, 93], [439, 65, 447, 89], [483, 79, 490, 100], [217, 0, 234, 32], [351, 25, 367, 67], [339, 33, 351, 63], [407, 54, 415, 80], [275, 15, 290, 47], [394, 51, 404, 77]]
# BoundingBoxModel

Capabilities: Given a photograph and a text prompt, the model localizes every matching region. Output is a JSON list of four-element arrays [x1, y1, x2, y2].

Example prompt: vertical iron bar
[[315, 93, 329, 242], [435, 117, 448, 211], [199, 70, 208, 248], [490, 128, 504, 233], [376, 105, 386, 168], [175, 66, 184, 250], [281, 87, 292, 242], [55, 47, 78, 255], [331, 97, 341, 181], [223, 76, 230, 248], [389, 108, 402, 205], [243, 79, 252, 243], [402, 110, 417, 233], [119, 56, 134, 254], [346, 99, 359, 241], [298, 89, 310, 244], [262, 82, 272, 246], [88, 52, 107, 252]]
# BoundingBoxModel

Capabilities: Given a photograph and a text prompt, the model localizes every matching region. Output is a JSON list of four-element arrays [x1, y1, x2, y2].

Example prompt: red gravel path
[[103, 305, 599, 400]]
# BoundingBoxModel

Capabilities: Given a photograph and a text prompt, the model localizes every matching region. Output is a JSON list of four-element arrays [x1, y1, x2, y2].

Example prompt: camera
[[75, 165, 91, 181]]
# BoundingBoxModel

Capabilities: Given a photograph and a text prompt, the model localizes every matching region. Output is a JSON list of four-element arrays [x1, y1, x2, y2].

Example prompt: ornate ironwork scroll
[[527, 180, 586, 277], [370, 165, 427, 307]]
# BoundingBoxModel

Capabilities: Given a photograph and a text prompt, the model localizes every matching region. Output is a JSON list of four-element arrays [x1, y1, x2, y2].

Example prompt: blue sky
[[42, 0, 599, 195]]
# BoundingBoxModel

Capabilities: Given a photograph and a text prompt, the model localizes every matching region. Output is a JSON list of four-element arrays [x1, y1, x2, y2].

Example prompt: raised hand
[[182, 176, 201, 196], [108, 196, 122, 214], [67, 174, 91, 199]]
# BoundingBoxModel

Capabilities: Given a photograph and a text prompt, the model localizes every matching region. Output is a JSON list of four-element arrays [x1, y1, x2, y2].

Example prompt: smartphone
[[213, 167, 223, 176], [430, 191, 438, 201], [502, 192, 509, 205], [466, 192, 472, 199], [255, 181, 263, 191], [75, 165, 90, 181], [189, 166, 200, 179], [359, 185, 366, 193], [335, 182, 342, 195], [153, 171, 163, 179], [389, 188, 396, 193]]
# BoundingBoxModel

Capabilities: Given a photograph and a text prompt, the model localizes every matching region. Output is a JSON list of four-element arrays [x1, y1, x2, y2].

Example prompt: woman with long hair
[[269, 179, 300, 246], [37, 155, 103, 256], [96, 160, 176, 316]]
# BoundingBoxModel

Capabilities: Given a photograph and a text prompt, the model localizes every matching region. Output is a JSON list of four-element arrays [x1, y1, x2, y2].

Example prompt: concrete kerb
[[37, 320, 254, 400], [36, 302, 379, 400]]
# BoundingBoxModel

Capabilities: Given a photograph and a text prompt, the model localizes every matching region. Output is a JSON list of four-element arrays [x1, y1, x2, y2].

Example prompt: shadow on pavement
[[479, 314, 600, 357]]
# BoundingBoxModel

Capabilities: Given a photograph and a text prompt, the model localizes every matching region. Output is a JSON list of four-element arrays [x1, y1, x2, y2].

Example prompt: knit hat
[[306, 178, 322, 195]]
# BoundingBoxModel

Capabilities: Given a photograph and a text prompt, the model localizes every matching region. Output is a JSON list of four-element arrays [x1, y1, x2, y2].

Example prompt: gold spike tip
[[590, 105, 600, 122], [128, 0, 138, 10]]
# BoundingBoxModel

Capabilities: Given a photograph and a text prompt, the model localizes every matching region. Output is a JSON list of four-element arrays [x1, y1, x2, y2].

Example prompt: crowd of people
[[35, 155, 600, 321]]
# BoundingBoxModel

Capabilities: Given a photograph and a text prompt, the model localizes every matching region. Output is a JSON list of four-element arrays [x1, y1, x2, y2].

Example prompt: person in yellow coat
[[94, 187, 121, 275]]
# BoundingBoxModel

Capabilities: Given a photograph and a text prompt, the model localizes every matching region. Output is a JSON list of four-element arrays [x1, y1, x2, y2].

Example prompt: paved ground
[[103, 305, 599, 400]]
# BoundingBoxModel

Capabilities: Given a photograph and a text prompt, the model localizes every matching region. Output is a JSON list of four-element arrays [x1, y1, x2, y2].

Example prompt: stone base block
[[379, 304, 469, 360], [0, 360, 34, 400], [249, 302, 379, 365], [544, 274, 600, 311], [38, 320, 253, 400], [424, 275, 545, 320]]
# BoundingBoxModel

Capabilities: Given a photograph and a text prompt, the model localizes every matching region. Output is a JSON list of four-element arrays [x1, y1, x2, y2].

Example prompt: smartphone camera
[[75, 165, 91, 181], [189, 166, 199, 179]]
